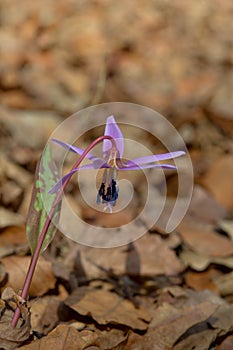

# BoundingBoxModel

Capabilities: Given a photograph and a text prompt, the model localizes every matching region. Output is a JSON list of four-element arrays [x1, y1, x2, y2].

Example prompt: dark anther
[[97, 182, 105, 204], [98, 183, 105, 196], [111, 179, 118, 203], [105, 186, 112, 201], [96, 179, 118, 206]]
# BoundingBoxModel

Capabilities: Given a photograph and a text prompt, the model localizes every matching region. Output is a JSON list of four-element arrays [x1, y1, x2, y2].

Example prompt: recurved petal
[[119, 163, 177, 171], [51, 138, 96, 161], [103, 115, 124, 158], [124, 151, 186, 166]]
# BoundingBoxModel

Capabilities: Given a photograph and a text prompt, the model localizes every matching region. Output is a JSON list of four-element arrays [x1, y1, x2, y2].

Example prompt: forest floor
[[0, 1, 233, 349]]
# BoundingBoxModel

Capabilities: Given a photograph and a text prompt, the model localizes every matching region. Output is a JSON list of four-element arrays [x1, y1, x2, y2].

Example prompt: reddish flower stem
[[11, 135, 115, 327]]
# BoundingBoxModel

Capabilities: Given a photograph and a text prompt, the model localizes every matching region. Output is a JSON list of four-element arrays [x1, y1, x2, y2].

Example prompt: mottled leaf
[[26, 144, 61, 255]]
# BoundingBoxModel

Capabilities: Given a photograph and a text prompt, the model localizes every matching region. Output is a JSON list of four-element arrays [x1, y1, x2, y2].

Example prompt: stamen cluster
[[97, 178, 118, 208]]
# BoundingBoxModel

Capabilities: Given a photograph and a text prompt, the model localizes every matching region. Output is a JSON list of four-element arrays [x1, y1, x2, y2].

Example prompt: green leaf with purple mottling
[[26, 145, 61, 255]]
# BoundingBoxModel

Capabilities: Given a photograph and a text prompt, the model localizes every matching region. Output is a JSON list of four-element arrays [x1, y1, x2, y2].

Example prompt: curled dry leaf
[[64, 287, 151, 331], [19, 324, 128, 350], [1, 255, 56, 297], [0, 287, 31, 350], [180, 249, 233, 271]]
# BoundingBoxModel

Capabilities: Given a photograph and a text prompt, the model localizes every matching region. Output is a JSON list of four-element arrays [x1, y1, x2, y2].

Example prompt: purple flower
[[50, 116, 185, 212]]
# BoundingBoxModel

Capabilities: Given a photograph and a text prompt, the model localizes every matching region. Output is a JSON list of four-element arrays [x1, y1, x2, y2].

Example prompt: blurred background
[[0, 0, 232, 116]]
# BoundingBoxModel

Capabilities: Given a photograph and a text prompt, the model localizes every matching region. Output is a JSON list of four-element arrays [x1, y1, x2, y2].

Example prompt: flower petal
[[49, 163, 111, 194], [119, 163, 177, 171], [51, 138, 109, 168], [51, 138, 96, 161], [124, 151, 185, 166], [103, 115, 124, 158]]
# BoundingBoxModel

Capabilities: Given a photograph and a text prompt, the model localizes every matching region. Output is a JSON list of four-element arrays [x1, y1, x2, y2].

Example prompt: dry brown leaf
[[0, 151, 32, 189], [208, 90, 233, 135], [0, 287, 31, 350], [1, 255, 56, 297], [64, 287, 151, 330], [20, 324, 128, 350], [134, 234, 184, 276], [0, 226, 27, 247], [19, 324, 99, 350], [202, 155, 233, 211], [142, 287, 227, 349], [80, 233, 184, 279], [0, 225, 28, 259], [135, 287, 233, 350], [143, 301, 218, 349], [0, 180, 24, 211], [123, 332, 144, 350], [184, 268, 221, 293], [180, 249, 233, 271], [0, 108, 61, 149], [173, 328, 219, 350], [94, 328, 128, 350], [30, 296, 61, 335], [209, 303, 233, 335], [219, 220, 233, 241], [0, 262, 7, 288], [188, 185, 230, 224], [217, 335, 233, 350], [214, 271, 233, 297], [0, 207, 25, 229], [179, 225, 233, 257]]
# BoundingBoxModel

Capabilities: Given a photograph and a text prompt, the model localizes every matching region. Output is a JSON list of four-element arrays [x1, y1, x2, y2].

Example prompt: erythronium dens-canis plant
[[11, 115, 185, 327]]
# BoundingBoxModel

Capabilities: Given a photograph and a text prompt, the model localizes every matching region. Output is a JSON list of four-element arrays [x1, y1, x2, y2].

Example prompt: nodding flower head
[[49, 115, 186, 213]]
